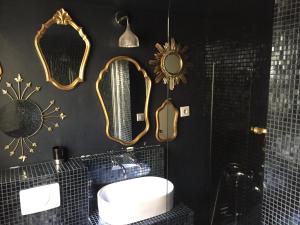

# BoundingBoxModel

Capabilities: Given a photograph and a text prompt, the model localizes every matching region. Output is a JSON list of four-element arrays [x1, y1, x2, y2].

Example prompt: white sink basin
[[97, 176, 174, 225]]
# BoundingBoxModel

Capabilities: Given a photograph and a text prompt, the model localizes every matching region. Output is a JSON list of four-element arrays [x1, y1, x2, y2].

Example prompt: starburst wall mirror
[[0, 74, 66, 161], [149, 38, 190, 90]]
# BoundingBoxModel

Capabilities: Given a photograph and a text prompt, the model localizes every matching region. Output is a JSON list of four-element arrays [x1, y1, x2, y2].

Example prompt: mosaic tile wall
[[206, 41, 256, 170], [206, 40, 269, 173], [0, 159, 88, 225], [262, 0, 300, 224], [0, 145, 193, 225], [205, 39, 270, 225]]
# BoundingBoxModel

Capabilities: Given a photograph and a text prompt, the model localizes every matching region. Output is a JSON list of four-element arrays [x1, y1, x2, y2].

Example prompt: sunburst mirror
[[0, 74, 66, 161], [35, 8, 91, 90], [149, 38, 190, 90]]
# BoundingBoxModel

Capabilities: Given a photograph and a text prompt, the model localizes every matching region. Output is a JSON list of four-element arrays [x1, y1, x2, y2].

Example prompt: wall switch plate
[[19, 183, 60, 215], [136, 113, 145, 121], [180, 106, 190, 117]]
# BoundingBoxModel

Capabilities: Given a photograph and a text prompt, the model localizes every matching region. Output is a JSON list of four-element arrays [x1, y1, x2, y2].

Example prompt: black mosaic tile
[[205, 40, 269, 170], [88, 204, 194, 225], [0, 145, 192, 225], [206, 39, 270, 225], [0, 159, 89, 225], [262, 0, 300, 224]]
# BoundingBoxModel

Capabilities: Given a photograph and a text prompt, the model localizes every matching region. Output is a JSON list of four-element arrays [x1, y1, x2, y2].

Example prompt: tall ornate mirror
[[96, 56, 152, 146], [155, 99, 179, 142], [35, 8, 90, 90]]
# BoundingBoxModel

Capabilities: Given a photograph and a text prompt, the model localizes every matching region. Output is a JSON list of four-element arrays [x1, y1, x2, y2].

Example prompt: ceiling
[[83, 0, 273, 15]]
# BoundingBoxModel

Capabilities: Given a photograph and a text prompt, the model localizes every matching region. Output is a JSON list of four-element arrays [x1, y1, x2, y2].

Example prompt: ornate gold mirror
[[0, 63, 3, 79], [96, 56, 152, 146], [155, 99, 179, 142], [35, 8, 90, 90], [149, 38, 190, 90]]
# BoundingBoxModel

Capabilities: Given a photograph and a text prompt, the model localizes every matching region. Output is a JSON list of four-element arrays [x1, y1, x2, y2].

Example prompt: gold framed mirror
[[34, 8, 91, 90], [155, 99, 179, 142], [149, 38, 190, 90], [96, 56, 152, 146], [0, 74, 66, 161], [0, 63, 3, 80]]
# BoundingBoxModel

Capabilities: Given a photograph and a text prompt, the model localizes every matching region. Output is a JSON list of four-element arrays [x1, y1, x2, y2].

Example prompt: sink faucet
[[111, 155, 127, 179], [116, 160, 127, 179]]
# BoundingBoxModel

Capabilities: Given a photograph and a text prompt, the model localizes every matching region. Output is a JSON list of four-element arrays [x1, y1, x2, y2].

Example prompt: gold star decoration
[[0, 74, 67, 161]]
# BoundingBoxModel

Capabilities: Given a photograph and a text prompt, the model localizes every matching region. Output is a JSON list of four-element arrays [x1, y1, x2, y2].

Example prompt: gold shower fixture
[[250, 127, 267, 135]]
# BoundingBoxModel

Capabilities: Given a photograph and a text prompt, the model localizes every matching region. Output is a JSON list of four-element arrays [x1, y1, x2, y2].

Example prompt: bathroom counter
[[88, 204, 194, 225]]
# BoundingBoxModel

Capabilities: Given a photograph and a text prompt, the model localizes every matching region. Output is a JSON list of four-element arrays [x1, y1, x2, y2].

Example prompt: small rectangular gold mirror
[[155, 99, 179, 142]]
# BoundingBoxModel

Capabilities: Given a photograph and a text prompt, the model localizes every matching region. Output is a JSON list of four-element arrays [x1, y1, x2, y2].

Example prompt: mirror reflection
[[35, 8, 90, 90], [96, 56, 151, 146], [39, 25, 85, 86], [0, 62, 3, 78], [0, 100, 43, 138], [0, 74, 67, 162], [164, 53, 182, 75], [155, 99, 179, 142]]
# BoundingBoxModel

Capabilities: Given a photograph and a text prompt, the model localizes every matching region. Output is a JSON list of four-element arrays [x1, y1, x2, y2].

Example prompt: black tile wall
[[205, 39, 271, 225], [205, 41, 256, 171], [0, 159, 88, 225], [205, 39, 270, 178], [0, 146, 191, 225], [262, 0, 300, 224]]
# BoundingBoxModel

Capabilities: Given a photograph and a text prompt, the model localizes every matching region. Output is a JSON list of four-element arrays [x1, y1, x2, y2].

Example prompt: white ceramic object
[[19, 183, 60, 215], [97, 176, 174, 225]]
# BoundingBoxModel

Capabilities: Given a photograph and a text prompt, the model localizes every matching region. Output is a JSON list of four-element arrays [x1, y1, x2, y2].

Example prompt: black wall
[[0, 0, 209, 224], [0, 0, 167, 166]]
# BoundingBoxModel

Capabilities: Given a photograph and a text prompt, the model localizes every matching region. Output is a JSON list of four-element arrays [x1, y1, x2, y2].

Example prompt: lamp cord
[[166, 0, 171, 222], [167, 0, 171, 43]]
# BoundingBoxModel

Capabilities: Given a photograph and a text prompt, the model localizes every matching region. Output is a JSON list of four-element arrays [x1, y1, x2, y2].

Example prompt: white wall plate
[[19, 183, 60, 215], [136, 113, 145, 121], [180, 106, 190, 117]]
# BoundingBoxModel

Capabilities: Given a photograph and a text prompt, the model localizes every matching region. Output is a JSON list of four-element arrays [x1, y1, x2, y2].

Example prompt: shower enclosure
[[206, 40, 271, 225], [165, 0, 273, 224]]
